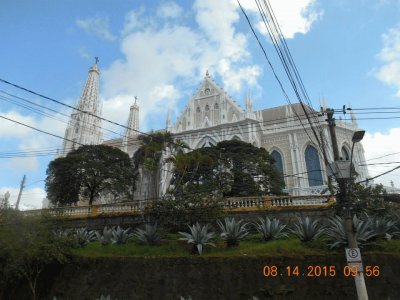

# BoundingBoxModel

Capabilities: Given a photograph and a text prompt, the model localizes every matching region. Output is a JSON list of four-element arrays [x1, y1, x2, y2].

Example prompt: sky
[[1, 0, 400, 210]]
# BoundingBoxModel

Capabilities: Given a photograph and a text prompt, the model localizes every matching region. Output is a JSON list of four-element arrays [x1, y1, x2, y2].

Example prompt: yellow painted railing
[[22, 195, 334, 218]]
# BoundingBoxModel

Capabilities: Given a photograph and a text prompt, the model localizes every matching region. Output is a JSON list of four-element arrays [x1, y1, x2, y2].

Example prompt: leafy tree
[[168, 140, 284, 198], [46, 145, 135, 206], [147, 141, 283, 229], [332, 176, 400, 218], [351, 183, 396, 217]]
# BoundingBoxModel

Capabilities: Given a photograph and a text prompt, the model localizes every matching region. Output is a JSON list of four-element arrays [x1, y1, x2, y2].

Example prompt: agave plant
[[179, 222, 215, 255], [290, 217, 325, 242], [112, 226, 133, 244], [74, 227, 96, 247], [326, 215, 377, 249], [217, 217, 249, 247], [134, 223, 162, 245], [367, 217, 399, 240], [253, 217, 288, 241], [95, 226, 114, 246], [52, 228, 72, 238]]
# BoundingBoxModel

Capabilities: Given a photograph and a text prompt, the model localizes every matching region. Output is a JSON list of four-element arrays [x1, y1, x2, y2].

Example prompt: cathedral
[[60, 61, 370, 204]]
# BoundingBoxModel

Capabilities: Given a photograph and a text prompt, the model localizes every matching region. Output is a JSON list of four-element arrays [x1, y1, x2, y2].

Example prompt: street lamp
[[350, 130, 365, 169], [345, 130, 368, 300]]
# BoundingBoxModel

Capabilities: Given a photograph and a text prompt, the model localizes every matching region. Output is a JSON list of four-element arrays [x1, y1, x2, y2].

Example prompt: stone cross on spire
[[95, 56, 99, 64]]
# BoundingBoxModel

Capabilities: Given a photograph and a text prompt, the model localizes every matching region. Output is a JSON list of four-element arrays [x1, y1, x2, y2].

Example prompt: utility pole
[[325, 109, 368, 300], [15, 174, 26, 210]]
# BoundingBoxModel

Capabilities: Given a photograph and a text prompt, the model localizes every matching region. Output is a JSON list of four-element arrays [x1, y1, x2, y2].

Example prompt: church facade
[[60, 62, 370, 204]]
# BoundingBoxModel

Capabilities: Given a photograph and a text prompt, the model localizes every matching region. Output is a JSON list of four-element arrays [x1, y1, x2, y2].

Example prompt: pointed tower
[[350, 108, 358, 126], [245, 93, 253, 113], [61, 58, 103, 155], [123, 97, 139, 152], [166, 108, 172, 132]]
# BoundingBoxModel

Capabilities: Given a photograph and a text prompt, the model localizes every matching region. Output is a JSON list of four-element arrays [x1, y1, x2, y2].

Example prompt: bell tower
[[61, 58, 103, 155]]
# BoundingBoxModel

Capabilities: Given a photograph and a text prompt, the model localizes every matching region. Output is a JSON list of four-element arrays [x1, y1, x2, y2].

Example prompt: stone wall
[[39, 254, 400, 299]]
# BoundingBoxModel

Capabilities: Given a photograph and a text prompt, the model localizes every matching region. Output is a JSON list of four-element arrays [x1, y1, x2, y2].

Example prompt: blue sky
[[1, 0, 400, 209]]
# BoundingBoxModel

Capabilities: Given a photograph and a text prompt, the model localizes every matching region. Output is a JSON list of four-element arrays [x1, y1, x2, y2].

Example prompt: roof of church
[[102, 138, 122, 147], [259, 103, 317, 122]]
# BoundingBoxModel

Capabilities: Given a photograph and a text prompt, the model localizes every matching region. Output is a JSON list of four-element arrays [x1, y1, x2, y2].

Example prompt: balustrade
[[21, 195, 330, 217]]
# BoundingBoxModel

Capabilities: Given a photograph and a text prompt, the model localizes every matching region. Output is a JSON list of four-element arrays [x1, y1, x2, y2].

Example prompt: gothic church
[[61, 62, 370, 204]]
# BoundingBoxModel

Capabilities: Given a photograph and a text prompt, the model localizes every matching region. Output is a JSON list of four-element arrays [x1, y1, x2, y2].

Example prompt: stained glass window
[[305, 145, 323, 186]]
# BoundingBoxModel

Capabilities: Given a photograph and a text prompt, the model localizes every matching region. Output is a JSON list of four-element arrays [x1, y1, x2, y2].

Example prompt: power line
[[366, 152, 400, 161], [237, 0, 342, 182], [0, 90, 122, 140], [236, 0, 320, 152], [359, 162, 400, 166], [0, 77, 149, 138], [358, 165, 400, 184], [0, 114, 84, 147], [0, 78, 200, 153]]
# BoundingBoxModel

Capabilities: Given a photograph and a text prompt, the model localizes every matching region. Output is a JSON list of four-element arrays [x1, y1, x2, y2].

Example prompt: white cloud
[[239, 0, 323, 39], [102, 0, 265, 131], [122, 7, 151, 35], [76, 16, 116, 42], [157, 2, 183, 19], [362, 128, 400, 188], [0, 110, 36, 138], [0, 186, 46, 210], [375, 25, 400, 96], [0, 109, 68, 172]]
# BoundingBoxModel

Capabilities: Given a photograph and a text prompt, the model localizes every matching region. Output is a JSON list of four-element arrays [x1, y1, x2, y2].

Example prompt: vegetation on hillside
[[0, 210, 72, 300]]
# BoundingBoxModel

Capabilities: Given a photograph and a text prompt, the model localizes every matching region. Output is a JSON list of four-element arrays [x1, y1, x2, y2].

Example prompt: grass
[[72, 233, 334, 258], [375, 239, 400, 254], [72, 232, 400, 258]]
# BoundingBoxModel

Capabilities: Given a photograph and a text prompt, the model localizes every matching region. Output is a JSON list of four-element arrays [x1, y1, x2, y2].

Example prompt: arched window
[[271, 150, 284, 177], [205, 104, 210, 111], [214, 103, 219, 109], [305, 145, 323, 186], [196, 106, 201, 113], [341, 147, 350, 161]]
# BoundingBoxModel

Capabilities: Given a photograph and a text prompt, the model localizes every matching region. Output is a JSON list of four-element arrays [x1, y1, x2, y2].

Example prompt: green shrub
[[253, 217, 288, 241], [290, 217, 325, 242], [74, 228, 96, 248], [217, 217, 249, 247], [366, 216, 399, 240], [112, 226, 133, 244], [134, 223, 162, 246], [326, 215, 376, 249], [179, 222, 215, 255], [95, 226, 114, 246]]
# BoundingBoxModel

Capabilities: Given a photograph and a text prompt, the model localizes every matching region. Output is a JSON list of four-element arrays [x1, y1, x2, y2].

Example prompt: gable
[[173, 74, 245, 133]]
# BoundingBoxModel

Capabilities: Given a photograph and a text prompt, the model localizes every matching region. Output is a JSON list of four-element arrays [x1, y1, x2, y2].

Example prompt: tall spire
[[123, 97, 139, 152], [245, 92, 253, 112], [166, 108, 172, 132], [350, 108, 358, 126], [61, 59, 103, 155]]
